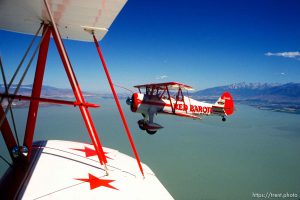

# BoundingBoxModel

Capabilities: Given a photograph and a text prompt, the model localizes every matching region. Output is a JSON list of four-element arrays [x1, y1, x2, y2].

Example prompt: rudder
[[221, 92, 234, 115], [213, 92, 234, 116]]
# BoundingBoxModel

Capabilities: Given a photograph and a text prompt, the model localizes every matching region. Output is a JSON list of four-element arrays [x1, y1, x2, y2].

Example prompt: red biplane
[[126, 82, 234, 134]]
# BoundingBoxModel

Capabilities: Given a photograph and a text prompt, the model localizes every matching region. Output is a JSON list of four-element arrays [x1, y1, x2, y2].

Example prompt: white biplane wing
[[134, 82, 194, 91], [0, 0, 127, 42], [12, 140, 173, 199]]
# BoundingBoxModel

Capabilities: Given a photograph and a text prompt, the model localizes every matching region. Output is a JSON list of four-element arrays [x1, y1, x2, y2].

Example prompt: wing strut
[[0, 23, 43, 162], [44, 0, 108, 171], [166, 86, 175, 113], [0, 57, 17, 160], [0, 24, 46, 132], [23, 24, 51, 159], [0, 57, 20, 148], [179, 88, 188, 113], [92, 33, 144, 177]]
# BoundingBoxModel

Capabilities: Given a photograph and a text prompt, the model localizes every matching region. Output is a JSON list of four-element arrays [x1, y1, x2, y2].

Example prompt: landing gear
[[138, 120, 157, 134], [137, 119, 146, 130], [146, 129, 157, 135], [137, 119, 161, 135], [222, 117, 226, 122]]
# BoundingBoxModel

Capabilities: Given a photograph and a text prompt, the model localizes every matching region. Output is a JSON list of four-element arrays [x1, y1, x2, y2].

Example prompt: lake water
[[1, 98, 300, 200]]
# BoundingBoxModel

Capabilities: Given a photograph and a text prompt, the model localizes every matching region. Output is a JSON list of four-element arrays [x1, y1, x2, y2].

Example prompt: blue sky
[[0, 0, 299, 93]]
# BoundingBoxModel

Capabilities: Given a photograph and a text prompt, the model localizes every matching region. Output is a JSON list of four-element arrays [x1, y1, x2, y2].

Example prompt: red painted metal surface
[[0, 94, 99, 108], [221, 92, 234, 115], [23, 25, 51, 158], [92, 34, 144, 176], [0, 105, 17, 156], [51, 26, 107, 165]]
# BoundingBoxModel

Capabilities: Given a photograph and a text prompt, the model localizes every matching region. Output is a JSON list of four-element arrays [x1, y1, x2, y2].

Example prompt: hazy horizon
[[0, 98, 299, 199], [1, 81, 299, 94]]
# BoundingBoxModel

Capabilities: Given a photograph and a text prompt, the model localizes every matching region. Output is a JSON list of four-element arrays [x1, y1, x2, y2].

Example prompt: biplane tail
[[212, 92, 234, 116]]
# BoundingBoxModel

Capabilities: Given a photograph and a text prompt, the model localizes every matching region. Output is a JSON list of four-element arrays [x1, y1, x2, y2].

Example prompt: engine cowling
[[127, 93, 141, 112]]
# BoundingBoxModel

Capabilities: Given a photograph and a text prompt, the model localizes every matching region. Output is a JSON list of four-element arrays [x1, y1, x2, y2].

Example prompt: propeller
[[126, 96, 133, 106]]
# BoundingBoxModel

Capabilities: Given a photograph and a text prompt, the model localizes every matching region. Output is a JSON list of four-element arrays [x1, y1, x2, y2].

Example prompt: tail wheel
[[146, 129, 157, 135], [222, 117, 226, 122]]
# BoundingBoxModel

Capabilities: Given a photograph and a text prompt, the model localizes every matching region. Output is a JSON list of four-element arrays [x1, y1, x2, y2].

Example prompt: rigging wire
[[0, 56, 20, 147], [0, 25, 49, 129], [113, 83, 135, 94], [0, 155, 12, 167], [0, 23, 43, 105]]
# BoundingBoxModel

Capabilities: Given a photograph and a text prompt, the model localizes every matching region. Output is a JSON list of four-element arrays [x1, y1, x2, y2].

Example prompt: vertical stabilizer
[[213, 92, 234, 115]]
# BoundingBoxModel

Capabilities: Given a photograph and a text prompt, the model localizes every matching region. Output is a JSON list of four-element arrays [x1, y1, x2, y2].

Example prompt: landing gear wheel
[[137, 119, 146, 130], [139, 124, 146, 130], [146, 129, 157, 135], [222, 117, 226, 122]]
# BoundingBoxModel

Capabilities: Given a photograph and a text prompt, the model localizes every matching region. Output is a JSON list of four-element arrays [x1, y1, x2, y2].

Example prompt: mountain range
[[0, 84, 96, 99], [0, 84, 97, 107]]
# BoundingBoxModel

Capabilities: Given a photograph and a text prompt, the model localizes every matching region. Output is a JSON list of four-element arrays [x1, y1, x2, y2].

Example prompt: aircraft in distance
[[0, 0, 173, 199], [126, 82, 234, 134]]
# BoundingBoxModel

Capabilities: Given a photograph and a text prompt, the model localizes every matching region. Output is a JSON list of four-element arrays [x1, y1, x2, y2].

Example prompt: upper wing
[[134, 82, 194, 91], [0, 0, 127, 42]]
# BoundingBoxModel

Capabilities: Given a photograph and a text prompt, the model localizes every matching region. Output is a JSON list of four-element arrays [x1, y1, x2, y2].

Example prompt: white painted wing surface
[[18, 140, 174, 199], [0, 0, 127, 42]]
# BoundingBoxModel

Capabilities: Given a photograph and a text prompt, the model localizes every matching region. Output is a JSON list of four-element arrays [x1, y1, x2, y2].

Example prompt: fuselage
[[127, 84, 234, 134], [131, 93, 217, 119]]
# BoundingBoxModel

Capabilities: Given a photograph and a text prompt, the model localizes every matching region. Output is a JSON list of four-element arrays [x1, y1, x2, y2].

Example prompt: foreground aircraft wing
[[0, 0, 127, 42], [1, 140, 173, 199], [134, 82, 194, 91]]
